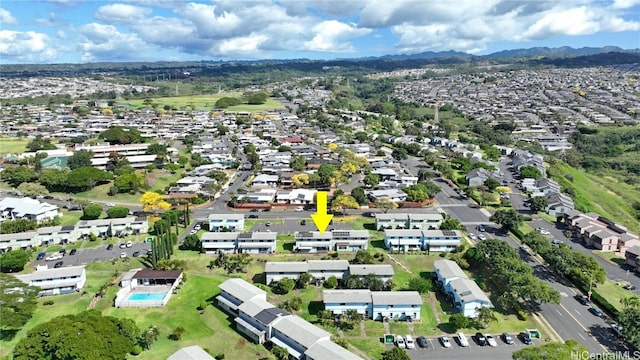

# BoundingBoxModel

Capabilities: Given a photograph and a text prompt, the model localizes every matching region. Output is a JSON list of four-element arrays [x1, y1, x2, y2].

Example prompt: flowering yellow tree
[[328, 143, 338, 151], [340, 162, 357, 175], [139, 191, 171, 212], [291, 173, 310, 187]]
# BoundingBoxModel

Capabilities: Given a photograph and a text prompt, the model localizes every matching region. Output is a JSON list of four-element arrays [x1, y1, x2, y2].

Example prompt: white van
[[405, 335, 415, 349], [457, 332, 469, 347]]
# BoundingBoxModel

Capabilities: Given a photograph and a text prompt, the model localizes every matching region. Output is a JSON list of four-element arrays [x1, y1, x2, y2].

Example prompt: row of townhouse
[[384, 229, 462, 252], [16, 265, 87, 297], [625, 246, 640, 273], [295, 230, 370, 253], [323, 289, 423, 321], [523, 178, 575, 217], [564, 210, 640, 256], [216, 279, 362, 360], [207, 214, 245, 232], [0, 197, 61, 223], [375, 212, 444, 230], [433, 260, 493, 318], [0, 216, 148, 252], [201, 231, 277, 255], [265, 260, 394, 284]]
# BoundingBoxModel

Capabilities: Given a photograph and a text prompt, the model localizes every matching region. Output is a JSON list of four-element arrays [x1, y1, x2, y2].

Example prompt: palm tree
[[344, 309, 364, 324]]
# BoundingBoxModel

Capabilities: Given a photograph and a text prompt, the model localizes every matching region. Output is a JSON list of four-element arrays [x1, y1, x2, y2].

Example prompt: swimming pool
[[127, 292, 166, 301]]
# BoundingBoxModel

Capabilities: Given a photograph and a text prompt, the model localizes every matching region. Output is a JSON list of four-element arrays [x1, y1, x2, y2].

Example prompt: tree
[[408, 277, 432, 294], [146, 143, 168, 155], [291, 173, 310, 187], [1, 166, 36, 187], [82, 203, 103, 220], [519, 165, 542, 180], [13, 311, 140, 360], [324, 275, 338, 289], [449, 313, 470, 331], [291, 156, 306, 171], [476, 307, 498, 328], [141, 325, 160, 350], [297, 272, 312, 289], [331, 194, 360, 214], [363, 172, 380, 188], [169, 326, 186, 340], [139, 191, 171, 212], [246, 91, 268, 104], [343, 308, 363, 323], [1, 219, 37, 234], [100, 126, 143, 145], [376, 197, 398, 213], [26, 135, 57, 152], [66, 166, 113, 191], [351, 250, 375, 264], [392, 147, 408, 160], [512, 340, 589, 360], [403, 184, 429, 202], [107, 206, 130, 218], [490, 208, 523, 231], [0, 273, 39, 332], [114, 172, 145, 193], [484, 178, 501, 192], [179, 234, 202, 251], [0, 250, 31, 273], [381, 346, 411, 360], [39, 168, 70, 192], [317, 163, 336, 186], [440, 216, 462, 230], [340, 161, 357, 175], [271, 346, 289, 360], [273, 278, 295, 294], [68, 149, 94, 170], [528, 196, 549, 213], [16, 182, 49, 198]]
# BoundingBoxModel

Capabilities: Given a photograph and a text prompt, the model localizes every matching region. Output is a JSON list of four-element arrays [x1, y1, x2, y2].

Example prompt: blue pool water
[[128, 292, 166, 301]]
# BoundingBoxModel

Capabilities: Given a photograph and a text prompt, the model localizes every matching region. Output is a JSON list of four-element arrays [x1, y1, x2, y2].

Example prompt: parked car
[[536, 227, 551, 235], [611, 324, 624, 338], [265, 222, 271, 226], [475, 332, 488, 346], [250, 209, 260, 212], [59, 248, 66, 255], [518, 332, 533, 345], [107, 244, 114, 251], [45, 253, 63, 261], [590, 307, 603, 317], [146, 249, 153, 256], [190, 229, 198, 235], [575, 294, 589, 305], [194, 224, 201, 230], [126, 241, 133, 248], [119, 243, 126, 249], [457, 333, 469, 347], [486, 334, 497, 347], [440, 336, 452, 348], [54, 261, 64, 268], [132, 251, 140, 257], [300, 220, 306, 225], [416, 336, 428, 348], [468, 233, 477, 240], [120, 252, 127, 258], [248, 214, 259, 219], [69, 249, 77, 256], [396, 335, 406, 349], [623, 284, 637, 291], [551, 239, 563, 245], [405, 335, 415, 349], [477, 225, 486, 232], [295, 206, 304, 212], [37, 252, 46, 260], [478, 234, 487, 241], [502, 332, 515, 344]]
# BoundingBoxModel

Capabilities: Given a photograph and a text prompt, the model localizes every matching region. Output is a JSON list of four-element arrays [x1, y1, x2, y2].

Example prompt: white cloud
[[612, 0, 640, 9], [78, 23, 154, 62], [0, 8, 18, 25], [303, 20, 371, 52], [0, 30, 57, 62], [95, 3, 152, 23]]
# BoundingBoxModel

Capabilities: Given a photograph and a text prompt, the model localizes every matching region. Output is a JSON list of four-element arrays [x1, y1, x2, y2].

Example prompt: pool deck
[[128, 285, 171, 294]]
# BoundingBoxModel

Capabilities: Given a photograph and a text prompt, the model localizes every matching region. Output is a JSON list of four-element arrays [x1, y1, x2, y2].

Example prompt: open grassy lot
[[348, 338, 385, 360], [593, 279, 636, 313], [549, 162, 640, 234], [0, 137, 30, 155], [593, 251, 626, 266], [118, 93, 284, 112]]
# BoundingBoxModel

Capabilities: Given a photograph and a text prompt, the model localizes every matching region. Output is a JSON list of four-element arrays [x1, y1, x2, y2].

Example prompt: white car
[[468, 233, 477, 240], [126, 241, 133, 248], [45, 253, 63, 261], [295, 206, 304, 212], [486, 334, 498, 347], [537, 228, 551, 235], [105, 203, 115, 207], [457, 333, 469, 347], [120, 252, 127, 258], [440, 336, 452, 348], [405, 335, 415, 349], [396, 335, 406, 348], [478, 234, 487, 241]]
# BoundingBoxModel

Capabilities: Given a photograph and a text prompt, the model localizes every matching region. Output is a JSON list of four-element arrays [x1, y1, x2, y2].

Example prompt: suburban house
[[167, 346, 216, 360], [115, 268, 183, 308], [16, 265, 86, 297], [237, 231, 277, 254], [252, 174, 280, 187], [545, 192, 575, 217], [625, 246, 640, 273], [0, 197, 60, 223], [371, 291, 423, 321], [433, 260, 493, 318], [295, 231, 332, 253], [564, 211, 640, 256], [208, 214, 245, 232], [265, 260, 395, 285], [216, 279, 361, 360], [201, 232, 239, 254], [275, 189, 317, 205], [216, 278, 267, 315], [367, 189, 407, 203], [384, 229, 461, 252], [330, 230, 370, 252], [465, 168, 493, 187], [75, 217, 148, 238], [323, 289, 372, 316], [375, 212, 443, 230]]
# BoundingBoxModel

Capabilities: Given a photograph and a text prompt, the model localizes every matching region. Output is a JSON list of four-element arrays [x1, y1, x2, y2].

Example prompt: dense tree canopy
[[512, 340, 588, 360], [490, 208, 523, 231], [0, 250, 31, 273], [82, 203, 103, 220], [106, 205, 130, 218], [519, 165, 542, 180], [68, 150, 94, 170], [13, 311, 140, 360], [0, 273, 39, 331], [26, 135, 57, 152], [99, 126, 144, 144], [66, 166, 113, 192], [1, 166, 36, 187]]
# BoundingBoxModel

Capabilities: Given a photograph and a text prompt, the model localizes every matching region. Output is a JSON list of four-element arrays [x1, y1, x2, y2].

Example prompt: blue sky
[[1, 0, 639, 64]]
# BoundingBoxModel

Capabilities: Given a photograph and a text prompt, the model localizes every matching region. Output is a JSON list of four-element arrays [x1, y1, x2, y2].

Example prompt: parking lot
[[34, 242, 151, 268], [393, 335, 541, 360]]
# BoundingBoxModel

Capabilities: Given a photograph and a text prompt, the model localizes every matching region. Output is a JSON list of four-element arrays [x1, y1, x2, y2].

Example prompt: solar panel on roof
[[238, 233, 252, 239], [333, 231, 350, 237], [442, 230, 457, 236]]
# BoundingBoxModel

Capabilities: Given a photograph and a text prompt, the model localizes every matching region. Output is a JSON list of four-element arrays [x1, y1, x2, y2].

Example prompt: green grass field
[[0, 137, 30, 155], [549, 162, 640, 233], [118, 93, 284, 112]]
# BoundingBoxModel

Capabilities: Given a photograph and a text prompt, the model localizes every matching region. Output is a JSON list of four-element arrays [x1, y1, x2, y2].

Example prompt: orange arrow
[[311, 191, 333, 233]]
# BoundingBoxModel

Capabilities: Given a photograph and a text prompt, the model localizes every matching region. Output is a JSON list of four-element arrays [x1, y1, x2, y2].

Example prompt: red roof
[[281, 137, 303, 143]]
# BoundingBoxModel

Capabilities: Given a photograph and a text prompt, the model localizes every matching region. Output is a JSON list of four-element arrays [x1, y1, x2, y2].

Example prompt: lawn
[[593, 279, 636, 312], [0, 137, 30, 155], [57, 209, 83, 226], [365, 320, 386, 338], [118, 94, 284, 112], [593, 251, 626, 266], [276, 233, 295, 253], [348, 338, 385, 360]]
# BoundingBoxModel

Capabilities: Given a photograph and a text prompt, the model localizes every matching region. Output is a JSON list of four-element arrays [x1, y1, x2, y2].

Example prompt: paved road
[[35, 242, 151, 268]]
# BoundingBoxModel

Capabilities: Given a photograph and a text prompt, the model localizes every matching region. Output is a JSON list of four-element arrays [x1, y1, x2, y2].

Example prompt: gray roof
[[348, 264, 394, 276], [383, 229, 423, 237], [238, 297, 275, 317], [422, 230, 462, 238], [255, 306, 290, 325], [16, 265, 85, 283], [0, 231, 36, 241], [375, 213, 407, 221], [296, 231, 332, 240], [308, 260, 350, 271], [408, 212, 443, 220], [218, 278, 265, 302], [449, 278, 492, 304], [167, 345, 216, 360], [626, 245, 640, 258], [238, 231, 277, 241], [272, 315, 331, 349], [304, 339, 363, 360], [324, 289, 372, 304], [201, 232, 240, 240], [207, 213, 245, 221], [265, 261, 309, 273], [434, 259, 468, 281], [371, 291, 422, 306]]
